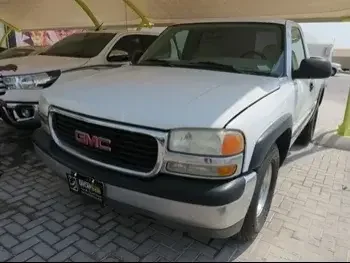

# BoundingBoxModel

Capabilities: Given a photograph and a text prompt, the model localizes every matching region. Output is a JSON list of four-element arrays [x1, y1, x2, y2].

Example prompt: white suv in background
[[0, 30, 160, 129]]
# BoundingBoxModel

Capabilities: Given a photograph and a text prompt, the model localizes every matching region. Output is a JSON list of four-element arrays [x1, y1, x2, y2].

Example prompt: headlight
[[168, 129, 244, 156], [38, 95, 50, 134], [166, 129, 245, 178], [3, 70, 60, 90]]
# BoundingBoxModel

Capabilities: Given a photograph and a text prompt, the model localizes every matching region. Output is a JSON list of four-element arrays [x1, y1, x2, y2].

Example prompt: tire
[[237, 144, 280, 241], [331, 68, 337, 76], [295, 107, 318, 146]]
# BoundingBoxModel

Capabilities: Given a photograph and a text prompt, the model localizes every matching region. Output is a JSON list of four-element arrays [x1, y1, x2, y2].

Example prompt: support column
[[0, 19, 20, 47], [74, 0, 102, 30], [337, 87, 350, 137], [336, 17, 350, 137], [122, 0, 153, 30], [0, 26, 12, 47]]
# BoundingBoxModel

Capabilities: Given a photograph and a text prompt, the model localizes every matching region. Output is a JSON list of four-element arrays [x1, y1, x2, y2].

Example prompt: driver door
[[291, 27, 315, 133]]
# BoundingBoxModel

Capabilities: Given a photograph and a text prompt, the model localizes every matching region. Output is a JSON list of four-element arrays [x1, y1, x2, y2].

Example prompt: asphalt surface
[[0, 74, 349, 262]]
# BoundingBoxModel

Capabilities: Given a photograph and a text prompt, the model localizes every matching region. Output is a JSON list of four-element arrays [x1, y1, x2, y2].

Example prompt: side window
[[108, 35, 143, 59], [291, 27, 306, 71]]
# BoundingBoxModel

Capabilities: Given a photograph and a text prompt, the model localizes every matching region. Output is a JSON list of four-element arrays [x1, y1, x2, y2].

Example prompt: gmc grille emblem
[[75, 130, 112, 152]]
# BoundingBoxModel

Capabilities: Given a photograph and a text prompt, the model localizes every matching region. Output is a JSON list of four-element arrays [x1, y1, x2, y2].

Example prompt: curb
[[313, 129, 350, 151]]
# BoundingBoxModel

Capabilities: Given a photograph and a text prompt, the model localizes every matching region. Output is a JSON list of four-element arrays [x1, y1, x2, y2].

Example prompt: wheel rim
[[256, 164, 272, 217]]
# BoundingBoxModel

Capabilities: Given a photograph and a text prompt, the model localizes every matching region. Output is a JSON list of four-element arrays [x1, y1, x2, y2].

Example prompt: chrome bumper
[[34, 143, 257, 238], [0, 102, 40, 127]]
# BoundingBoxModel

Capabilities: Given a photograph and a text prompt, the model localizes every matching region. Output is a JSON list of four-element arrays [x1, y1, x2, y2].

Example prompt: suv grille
[[51, 112, 159, 173]]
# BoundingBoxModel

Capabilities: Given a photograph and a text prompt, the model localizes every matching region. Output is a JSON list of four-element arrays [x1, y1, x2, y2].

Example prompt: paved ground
[[0, 75, 350, 262]]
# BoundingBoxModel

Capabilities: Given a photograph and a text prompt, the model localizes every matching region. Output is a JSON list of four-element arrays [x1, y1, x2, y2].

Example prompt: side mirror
[[293, 57, 332, 79], [131, 50, 144, 65], [108, 49, 129, 62]]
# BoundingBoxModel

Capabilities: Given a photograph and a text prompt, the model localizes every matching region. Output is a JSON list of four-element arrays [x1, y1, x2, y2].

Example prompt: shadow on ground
[[0, 122, 35, 168]]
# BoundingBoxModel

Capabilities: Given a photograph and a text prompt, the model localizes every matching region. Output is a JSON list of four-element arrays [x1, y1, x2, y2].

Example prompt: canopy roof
[[1, 0, 350, 31]]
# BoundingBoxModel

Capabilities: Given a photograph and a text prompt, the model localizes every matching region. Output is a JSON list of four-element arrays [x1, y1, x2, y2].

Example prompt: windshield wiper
[[139, 59, 242, 73], [238, 69, 273, 77], [185, 61, 242, 73], [138, 59, 175, 67]]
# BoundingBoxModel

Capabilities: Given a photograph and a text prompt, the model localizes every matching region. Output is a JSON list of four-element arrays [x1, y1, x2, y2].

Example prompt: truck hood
[[45, 66, 281, 130], [0, 55, 90, 76]]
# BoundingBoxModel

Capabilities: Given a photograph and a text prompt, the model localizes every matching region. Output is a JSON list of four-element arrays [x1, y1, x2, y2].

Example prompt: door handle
[[309, 82, 314, 91]]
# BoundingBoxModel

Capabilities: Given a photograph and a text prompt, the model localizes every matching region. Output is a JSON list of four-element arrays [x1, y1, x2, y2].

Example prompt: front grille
[[51, 112, 159, 173]]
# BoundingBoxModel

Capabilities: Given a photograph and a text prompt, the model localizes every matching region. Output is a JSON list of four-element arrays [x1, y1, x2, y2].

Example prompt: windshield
[[139, 22, 285, 77], [0, 48, 35, 60], [41, 32, 116, 58]]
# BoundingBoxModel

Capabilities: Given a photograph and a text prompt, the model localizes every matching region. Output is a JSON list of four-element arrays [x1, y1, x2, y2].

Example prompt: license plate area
[[66, 172, 104, 203]]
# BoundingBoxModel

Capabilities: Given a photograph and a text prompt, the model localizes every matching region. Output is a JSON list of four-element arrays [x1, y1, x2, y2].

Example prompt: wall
[[332, 49, 350, 70], [307, 43, 334, 61]]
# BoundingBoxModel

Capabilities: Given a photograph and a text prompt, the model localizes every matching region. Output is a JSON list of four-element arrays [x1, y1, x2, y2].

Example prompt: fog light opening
[[15, 105, 35, 119]]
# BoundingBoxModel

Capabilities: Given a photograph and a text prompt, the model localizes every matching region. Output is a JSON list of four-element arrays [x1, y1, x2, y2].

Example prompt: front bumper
[[33, 128, 257, 238], [0, 100, 40, 128]]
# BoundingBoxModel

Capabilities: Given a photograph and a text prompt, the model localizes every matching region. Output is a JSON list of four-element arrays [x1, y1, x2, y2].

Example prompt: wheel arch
[[248, 114, 293, 171]]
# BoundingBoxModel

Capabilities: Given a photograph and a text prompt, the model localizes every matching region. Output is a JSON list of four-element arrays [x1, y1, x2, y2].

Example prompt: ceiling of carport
[[1, 0, 350, 31]]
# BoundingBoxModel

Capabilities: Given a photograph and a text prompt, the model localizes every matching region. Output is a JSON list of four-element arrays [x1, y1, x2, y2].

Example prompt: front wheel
[[237, 144, 280, 241]]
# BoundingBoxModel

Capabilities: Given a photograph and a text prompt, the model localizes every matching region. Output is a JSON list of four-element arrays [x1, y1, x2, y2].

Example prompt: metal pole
[[123, 0, 153, 29], [337, 86, 350, 137], [0, 26, 12, 47], [74, 0, 102, 30], [334, 17, 350, 136], [0, 19, 20, 32]]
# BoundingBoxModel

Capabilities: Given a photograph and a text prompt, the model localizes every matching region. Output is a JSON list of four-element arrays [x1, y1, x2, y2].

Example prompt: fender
[[248, 114, 293, 171]]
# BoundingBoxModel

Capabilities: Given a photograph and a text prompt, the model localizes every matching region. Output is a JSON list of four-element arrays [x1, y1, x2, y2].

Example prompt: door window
[[108, 35, 158, 61], [291, 27, 306, 72]]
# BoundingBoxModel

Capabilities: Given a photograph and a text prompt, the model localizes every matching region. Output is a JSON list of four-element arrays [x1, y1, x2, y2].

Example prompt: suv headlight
[[166, 129, 245, 178], [3, 70, 61, 90]]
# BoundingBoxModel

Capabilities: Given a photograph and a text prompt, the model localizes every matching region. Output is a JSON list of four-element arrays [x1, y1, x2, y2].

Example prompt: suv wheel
[[237, 143, 280, 241], [295, 107, 318, 146]]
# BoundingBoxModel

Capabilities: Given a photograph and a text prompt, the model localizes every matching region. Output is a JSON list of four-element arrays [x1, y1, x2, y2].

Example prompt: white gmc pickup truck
[[34, 19, 331, 240], [0, 30, 159, 129]]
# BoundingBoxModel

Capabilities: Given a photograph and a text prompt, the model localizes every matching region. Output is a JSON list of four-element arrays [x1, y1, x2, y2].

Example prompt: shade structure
[[1, 0, 350, 31]]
